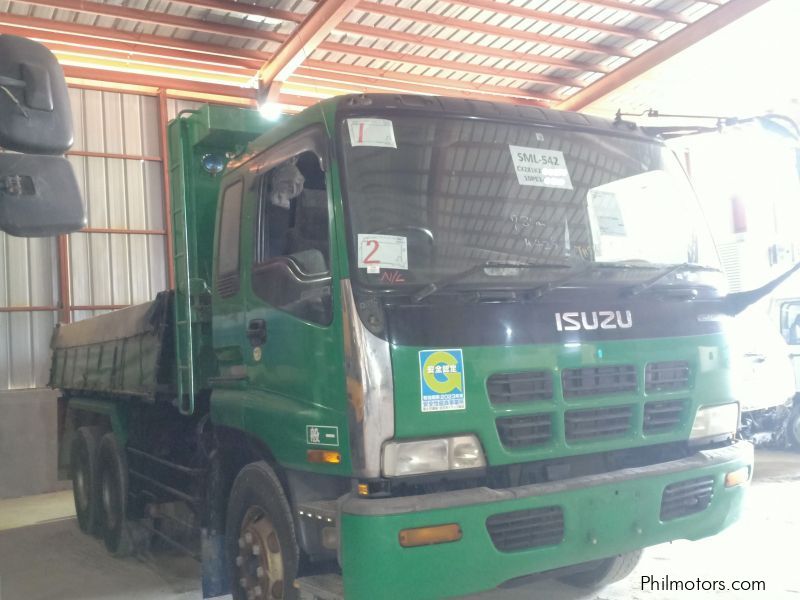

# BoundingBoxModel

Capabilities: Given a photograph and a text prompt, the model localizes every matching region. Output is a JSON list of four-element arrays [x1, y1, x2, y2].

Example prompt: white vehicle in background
[[768, 295, 800, 445], [732, 303, 797, 447]]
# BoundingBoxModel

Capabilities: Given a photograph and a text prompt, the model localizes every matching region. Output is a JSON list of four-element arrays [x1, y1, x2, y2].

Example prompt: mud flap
[[202, 528, 231, 599]]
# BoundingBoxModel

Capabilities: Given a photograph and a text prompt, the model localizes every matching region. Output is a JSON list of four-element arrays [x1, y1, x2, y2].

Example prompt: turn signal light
[[399, 524, 462, 548], [307, 450, 341, 465], [725, 466, 750, 488]]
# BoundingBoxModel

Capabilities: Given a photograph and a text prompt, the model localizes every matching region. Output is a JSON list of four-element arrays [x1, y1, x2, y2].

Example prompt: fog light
[[725, 466, 750, 488], [399, 524, 462, 548]]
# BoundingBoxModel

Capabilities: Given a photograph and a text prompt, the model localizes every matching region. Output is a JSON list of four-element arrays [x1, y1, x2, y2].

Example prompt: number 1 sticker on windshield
[[347, 118, 397, 148], [357, 234, 408, 273]]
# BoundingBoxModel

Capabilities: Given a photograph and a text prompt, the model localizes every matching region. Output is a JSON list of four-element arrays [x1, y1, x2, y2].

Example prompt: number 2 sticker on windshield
[[357, 234, 408, 273]]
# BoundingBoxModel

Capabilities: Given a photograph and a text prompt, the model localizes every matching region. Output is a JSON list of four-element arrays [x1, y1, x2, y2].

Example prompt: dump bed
[[49, 291, 175, 400]]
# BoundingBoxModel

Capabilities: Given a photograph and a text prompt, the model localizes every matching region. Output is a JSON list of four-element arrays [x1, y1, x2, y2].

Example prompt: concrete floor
[[1, 449, 798, 600]]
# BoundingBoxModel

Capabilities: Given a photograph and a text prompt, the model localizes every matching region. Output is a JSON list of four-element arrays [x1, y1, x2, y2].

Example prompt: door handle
[[247, 319, 267, 347]]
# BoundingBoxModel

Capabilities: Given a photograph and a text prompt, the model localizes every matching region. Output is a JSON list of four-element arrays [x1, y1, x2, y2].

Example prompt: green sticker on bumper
[[307, 425, 339, 447]]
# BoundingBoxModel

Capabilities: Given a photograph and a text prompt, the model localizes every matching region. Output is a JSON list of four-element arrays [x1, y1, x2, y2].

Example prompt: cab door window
[[252, 150, 332, 325]]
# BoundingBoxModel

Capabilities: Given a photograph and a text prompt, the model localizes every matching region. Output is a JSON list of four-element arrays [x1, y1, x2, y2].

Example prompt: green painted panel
[[341, 448, 751, 599], [391, 333, 733, 465]]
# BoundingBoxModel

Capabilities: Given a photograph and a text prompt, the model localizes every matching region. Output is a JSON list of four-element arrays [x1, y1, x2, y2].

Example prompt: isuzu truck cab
[[51, 95, 760, 600]]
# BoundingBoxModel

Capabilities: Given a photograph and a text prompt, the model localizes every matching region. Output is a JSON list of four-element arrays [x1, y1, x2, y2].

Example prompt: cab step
[[294, 573, 344, 600]]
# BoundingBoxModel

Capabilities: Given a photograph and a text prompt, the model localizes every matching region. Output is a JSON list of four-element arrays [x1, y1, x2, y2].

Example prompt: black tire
[[97, 432, 133, 557], [560, 549, 643, 590], [786, 402, 800, 449], [225, 461, 299, 600], [70, 426, 103, 536]]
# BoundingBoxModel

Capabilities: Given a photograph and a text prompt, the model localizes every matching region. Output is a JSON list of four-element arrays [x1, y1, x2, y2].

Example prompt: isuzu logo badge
[[555, 310, 632, 331]]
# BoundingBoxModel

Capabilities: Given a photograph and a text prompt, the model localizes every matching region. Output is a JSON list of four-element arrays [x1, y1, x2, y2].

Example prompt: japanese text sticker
[[508, 145, 573, 190], [419, 349, 466, 412]]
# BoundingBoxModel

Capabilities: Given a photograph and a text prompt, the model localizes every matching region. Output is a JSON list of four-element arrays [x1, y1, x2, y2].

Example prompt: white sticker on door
[[347, 118, 397, 148], [357, 234, 408, 271], [508, 145, 573, 189]]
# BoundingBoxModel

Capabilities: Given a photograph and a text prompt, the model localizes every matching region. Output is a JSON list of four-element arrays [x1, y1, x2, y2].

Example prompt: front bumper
[[339, 441, 753, 599]]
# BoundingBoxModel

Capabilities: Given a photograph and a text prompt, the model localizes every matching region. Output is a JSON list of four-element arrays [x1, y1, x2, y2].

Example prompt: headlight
[[382, 435, 486, 477], [690, 403, 739, 441]]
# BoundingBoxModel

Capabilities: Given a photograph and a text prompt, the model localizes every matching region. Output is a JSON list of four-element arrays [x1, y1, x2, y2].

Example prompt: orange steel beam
[[61, 65, 258, 100], [155, 0, 302, 23], [356, 1, 637, 58], [67, 150, 163, 162], [558, 0, 771, 111], [14, 0, 285, 44], [257, 0, 361, 88], [292, 66, 548, 106], [157, 90, 176, 289], [57, 235, 71, 323], [335, 22, 612, 74], [0, 13, 269, 64], [442, 0, 660, 41], [4, 12, 560, 103], [79, 227, 168, 235], [316, 41, 579, 91], [578, 0, 691, 25]]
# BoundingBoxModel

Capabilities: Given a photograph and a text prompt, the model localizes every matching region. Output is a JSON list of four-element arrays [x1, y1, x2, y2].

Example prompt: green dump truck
[[51, 95, 768, 599]]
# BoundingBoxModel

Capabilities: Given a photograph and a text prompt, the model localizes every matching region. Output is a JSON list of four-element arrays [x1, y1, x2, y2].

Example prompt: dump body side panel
[[49, 291, 175, 400]]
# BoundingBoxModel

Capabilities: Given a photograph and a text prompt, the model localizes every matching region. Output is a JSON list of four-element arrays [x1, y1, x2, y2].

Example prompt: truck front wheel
[[559, 549, 643, 590], [225, 461, 299, 600], [70, 426, 102, 535], [97, 432, 133, 557], [786, 402, 800, 449]]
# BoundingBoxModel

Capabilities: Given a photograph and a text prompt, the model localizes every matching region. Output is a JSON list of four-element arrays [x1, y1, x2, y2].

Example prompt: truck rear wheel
[[225, 461, 299, 600], [70, 426, 102, 535], [559, 549, 643, 590], [97, 432, 133, 557]]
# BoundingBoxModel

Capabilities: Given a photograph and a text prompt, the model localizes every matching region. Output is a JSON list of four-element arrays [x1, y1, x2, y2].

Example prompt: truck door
[[243, 127, 345, 468], [779, 299, 800, 392]]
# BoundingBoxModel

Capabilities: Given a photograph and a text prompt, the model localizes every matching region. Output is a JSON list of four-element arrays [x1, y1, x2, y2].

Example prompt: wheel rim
[[236, 507, 285, 600], [74, 455, 90, 511]]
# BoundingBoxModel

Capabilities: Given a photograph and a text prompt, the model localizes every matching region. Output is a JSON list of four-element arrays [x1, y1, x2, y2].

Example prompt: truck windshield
[[339, 114, 719, 291]]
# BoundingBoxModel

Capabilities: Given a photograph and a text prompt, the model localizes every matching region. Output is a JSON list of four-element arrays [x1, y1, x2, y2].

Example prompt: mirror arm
[[722, 260, 800, 315]]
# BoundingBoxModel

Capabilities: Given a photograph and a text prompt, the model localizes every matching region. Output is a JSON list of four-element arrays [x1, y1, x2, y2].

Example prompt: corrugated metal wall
[[0, 87, 173, 389]]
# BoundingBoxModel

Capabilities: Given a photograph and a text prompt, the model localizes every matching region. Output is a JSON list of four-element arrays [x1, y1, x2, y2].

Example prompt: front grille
[[643, 399, 686, 434], [661, 476, 715, 521], [487, 371, 552, 404], [646, 361, 690, 392], [497, 414, 552, 448], [565, 405, 633, 441], [486, 506, 564, 552], [562, 365, 637, 398]]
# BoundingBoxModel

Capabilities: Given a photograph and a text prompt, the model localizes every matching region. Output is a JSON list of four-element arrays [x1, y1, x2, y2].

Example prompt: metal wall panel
[[0, 87, 170, 390]]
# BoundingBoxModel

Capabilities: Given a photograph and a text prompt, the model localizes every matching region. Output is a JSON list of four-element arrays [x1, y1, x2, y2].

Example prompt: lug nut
[[238, 537, 245, 549], [239, 578, 247, 588], [245, 532, 253, 544], [256, 566, 264, 578], [252, 544, 261, 556], [236, 556, 244, 567], [253, 585, 263, 597]]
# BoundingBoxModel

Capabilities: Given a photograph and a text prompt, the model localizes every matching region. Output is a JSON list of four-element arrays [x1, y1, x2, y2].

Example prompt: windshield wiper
[[628, 263, 722, 296], [411, 261, 571, 303]]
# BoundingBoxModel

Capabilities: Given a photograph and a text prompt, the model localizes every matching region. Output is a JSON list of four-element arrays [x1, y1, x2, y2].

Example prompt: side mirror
[[0, 154, 85, 237], [0, 34, 73, 154]]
